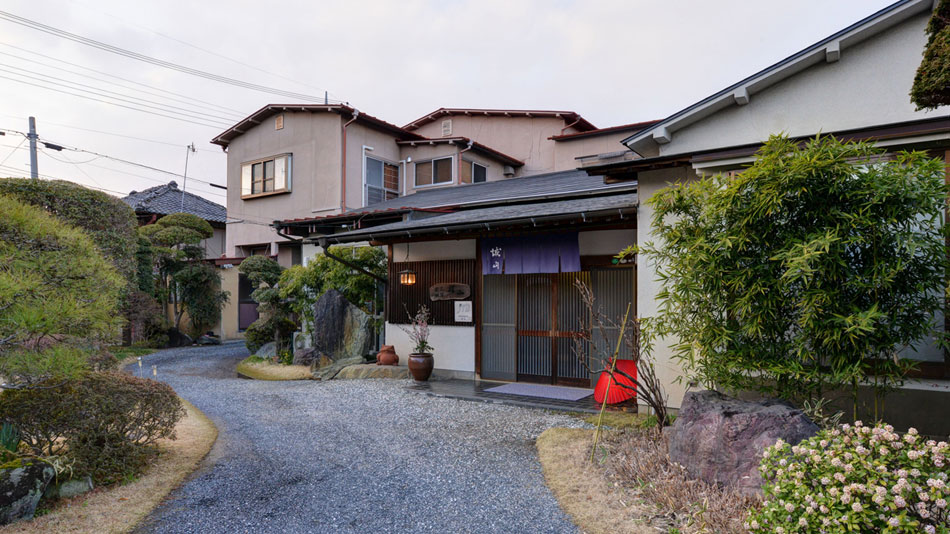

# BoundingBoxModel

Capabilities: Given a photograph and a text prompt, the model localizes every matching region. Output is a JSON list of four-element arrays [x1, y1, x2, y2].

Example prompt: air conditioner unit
[[292, 331, 312, 351]]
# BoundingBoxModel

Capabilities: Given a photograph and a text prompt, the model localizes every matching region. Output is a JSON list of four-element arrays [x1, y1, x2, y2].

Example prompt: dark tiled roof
[[342, 169, 633, 216], [122, 181, 226, 224], [325, 192, 637, 243]]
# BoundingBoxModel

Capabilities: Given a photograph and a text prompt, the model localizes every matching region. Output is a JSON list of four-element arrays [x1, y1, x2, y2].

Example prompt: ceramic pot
[[407, 353, 434, 381], [376, 345, 398, 366]]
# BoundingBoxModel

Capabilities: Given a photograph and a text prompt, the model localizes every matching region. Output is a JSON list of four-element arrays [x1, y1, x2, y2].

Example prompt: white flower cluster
[[746, 421, 949, 533]]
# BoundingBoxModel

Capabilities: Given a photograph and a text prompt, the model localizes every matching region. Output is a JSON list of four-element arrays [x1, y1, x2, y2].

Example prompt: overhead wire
[[0, 74, 229, 129], [0, 41, 247, 116], [70, 0, 345, 102], [0, 136, 25, 166], [0, 65, 235, 125], [0, 57, 242, 122], [0, 10, 346, 103]]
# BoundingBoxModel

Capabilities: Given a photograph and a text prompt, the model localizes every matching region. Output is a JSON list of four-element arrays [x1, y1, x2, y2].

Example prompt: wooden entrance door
[[516, 272, 591, 387]]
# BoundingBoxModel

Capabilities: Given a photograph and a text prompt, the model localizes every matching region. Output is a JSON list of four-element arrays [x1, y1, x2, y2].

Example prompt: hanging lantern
[[399, 269, 416, 285]]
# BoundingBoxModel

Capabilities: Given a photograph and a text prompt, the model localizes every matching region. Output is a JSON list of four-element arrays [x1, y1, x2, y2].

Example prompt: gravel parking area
[[133, 343, 585, 534]]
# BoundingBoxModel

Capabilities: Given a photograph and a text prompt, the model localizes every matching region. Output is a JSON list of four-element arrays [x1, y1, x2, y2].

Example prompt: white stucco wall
[[384, 322, 475, 377], [657, 11, 944, 158]]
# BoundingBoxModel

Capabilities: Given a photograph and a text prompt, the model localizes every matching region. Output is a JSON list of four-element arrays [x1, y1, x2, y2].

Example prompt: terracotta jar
[[407, 353, 434, 381], [376, 345, 398, 366]]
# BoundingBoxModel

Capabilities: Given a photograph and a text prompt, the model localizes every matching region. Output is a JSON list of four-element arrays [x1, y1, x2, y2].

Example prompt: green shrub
[[644, 136, 949, 404], [174, 262, 229, 337], [0, 178, 138, 287], [244, 317, 295, 355], [0, 195, 123, 386], [911, 0, 950, 110], [747, 421, 949, 533], [0, 372, 184, 484]]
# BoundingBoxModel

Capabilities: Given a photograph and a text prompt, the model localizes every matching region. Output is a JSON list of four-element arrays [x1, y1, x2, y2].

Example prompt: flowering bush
[[747, 421, 949, 533], [400, 305, 433, 354]]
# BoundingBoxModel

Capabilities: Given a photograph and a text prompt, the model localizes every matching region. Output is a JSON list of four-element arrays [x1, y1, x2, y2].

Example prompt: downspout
[[341, 109, 359, 212], [458, 139, 474, 181]]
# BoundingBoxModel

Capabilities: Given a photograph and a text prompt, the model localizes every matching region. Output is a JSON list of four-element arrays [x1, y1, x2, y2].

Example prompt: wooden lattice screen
[[387, 259, 477, 326]]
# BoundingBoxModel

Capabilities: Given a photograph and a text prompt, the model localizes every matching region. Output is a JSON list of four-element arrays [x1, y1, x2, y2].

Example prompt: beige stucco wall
[[345, 122, 402, 209], [200, 227, 226, 259], [636, 166, 700, 410], [658, 12, 944, 158], [215, 265, 243, 340], [410, 115, 578, 176], [225, 111, 345, 257], [553, 131, 638, 171]]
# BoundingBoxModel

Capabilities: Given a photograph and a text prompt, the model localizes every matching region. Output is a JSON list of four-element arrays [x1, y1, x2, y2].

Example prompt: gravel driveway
[[133, 343, 585, 534]]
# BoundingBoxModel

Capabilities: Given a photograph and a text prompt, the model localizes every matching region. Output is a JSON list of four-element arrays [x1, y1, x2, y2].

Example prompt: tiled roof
[[341, 168, 633, 216], [324, 192, 637, 243], [122, 181, 226, 224]]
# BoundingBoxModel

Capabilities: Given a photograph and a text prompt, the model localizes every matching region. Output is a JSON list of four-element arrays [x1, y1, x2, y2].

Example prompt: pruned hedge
[[911, 0, 950, 110], [0, 372, 185, 484]]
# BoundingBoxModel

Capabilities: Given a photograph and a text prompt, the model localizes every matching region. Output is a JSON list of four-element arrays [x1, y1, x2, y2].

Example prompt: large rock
[[164, 328, 193, 348], [292, 347, 318, 366], [311, 290, 375, 363], [668, 390, 818, 496], [256, 342, 277, 359], [0, 460, 56, 525], [312, 356, 365, 381], [335, 363, 409, 380]]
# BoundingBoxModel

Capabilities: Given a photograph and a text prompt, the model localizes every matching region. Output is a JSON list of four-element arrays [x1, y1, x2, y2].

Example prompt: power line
[[0, 163, 128, 196], [0, 113, 223, 154], [0, 74, 229, 128], [0, 51, 244, 121], [0, 136, 25, 166], [71, 0, 344, 101], [0, 10, 346, 103], [0, 64, 235, 125], [0, 41, 247, 116]]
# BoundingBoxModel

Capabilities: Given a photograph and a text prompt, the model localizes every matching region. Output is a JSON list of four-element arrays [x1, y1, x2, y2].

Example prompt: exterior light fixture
[[399, 269, 416, 285], [399, 243, 415, 285]]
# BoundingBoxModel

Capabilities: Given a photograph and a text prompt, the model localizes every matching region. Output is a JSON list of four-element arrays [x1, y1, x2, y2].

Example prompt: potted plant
[[401, 305, 434, 382]]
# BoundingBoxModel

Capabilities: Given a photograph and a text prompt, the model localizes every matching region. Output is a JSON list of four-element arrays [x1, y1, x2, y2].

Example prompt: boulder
[[164, 328, 193, 348], [195, 334, 221, 346], [0, 460, 56, 525], [335, 363, 409, 380], [312, 356, 365, 381], [311, 290, 375, 363], [256, 342, 277, 359], [668, 390, 818, 496], [43, 476, 93, 500], [292, 347, 318, 366]]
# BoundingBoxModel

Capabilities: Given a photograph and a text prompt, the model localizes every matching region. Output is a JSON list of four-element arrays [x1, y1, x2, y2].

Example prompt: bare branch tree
[[573, 280, 670, 429]]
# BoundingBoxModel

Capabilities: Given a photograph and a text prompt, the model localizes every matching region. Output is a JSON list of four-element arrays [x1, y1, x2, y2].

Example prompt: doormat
[[483, 383, 593, 401]]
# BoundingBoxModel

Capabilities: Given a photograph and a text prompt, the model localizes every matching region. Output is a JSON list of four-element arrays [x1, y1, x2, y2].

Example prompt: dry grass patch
[[581, 411, 647, 430], [236, 357, 312, 381], [603, 429, 758, 533], [537, 428, 653, 534], [0, 399, 216, 534]]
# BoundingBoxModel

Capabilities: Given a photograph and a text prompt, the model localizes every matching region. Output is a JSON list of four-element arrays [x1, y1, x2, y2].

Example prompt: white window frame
[[461, 160, 488, 184], [363, 155, 400, 207], [240, 153, 292, 199], [414, 155, 455, 188]]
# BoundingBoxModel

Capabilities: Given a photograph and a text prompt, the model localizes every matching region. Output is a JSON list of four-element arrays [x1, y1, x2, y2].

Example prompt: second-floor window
[[415, 156, 453, 187], [241, 154, 292, 199], [460, 161, 487, 184], [365, 157, 399, 206]]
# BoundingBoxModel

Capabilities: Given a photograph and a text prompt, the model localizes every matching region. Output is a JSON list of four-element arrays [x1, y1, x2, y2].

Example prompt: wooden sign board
[[429, 283, 471, 301]]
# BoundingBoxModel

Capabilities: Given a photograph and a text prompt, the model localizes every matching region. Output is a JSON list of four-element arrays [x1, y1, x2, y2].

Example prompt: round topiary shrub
[[0, 372, 185, 485], [747, 421, 949, 533]]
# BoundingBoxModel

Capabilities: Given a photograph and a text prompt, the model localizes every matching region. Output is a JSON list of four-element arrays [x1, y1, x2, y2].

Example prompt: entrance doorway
[[481, 266, 635, 387]]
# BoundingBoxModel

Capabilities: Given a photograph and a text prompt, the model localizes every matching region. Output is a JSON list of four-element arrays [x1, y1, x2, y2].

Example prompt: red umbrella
[[593, 358, 637, 404]]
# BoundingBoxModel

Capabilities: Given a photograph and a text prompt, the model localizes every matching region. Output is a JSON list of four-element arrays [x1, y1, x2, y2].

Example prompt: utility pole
[[180, 142, 196, 211], [27, 116, 37, 179]]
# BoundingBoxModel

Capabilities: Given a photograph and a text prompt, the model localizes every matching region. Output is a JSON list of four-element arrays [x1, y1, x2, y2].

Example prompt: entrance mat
[[483, 383, 593, 401]]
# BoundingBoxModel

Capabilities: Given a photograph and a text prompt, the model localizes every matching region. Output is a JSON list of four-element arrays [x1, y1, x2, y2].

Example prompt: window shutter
[[241, 163, 252, 196]]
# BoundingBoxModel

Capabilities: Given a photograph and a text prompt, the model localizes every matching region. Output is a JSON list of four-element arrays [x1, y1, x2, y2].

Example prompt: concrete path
[[132, 343, 583, 534]]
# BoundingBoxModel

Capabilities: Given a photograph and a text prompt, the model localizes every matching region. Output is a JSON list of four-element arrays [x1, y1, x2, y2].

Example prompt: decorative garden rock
[[195, 334, 221, 346], [164, 328, 193, 348], [256, 342, 277, 359], [0, 460, 56, 525], [43, 476, 93, 500], [311, 290, 375, 362], [312, 356, 365, 381], [668, 390, 818, 496], [292, 347, 318, 366]]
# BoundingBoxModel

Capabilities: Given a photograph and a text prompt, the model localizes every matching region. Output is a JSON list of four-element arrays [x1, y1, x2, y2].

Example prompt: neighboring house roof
[[210, 104, 426, 148], [549, 120, 662, 141], [621, 0, 934, 154], [402, 108, 598, 132], [122, 181, 227, 224], [322, 192, 637, 244], [395, 137, 524, 167]]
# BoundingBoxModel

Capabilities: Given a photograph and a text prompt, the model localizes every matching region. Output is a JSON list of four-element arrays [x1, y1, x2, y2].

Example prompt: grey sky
[[0, 0, 898, 204]]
